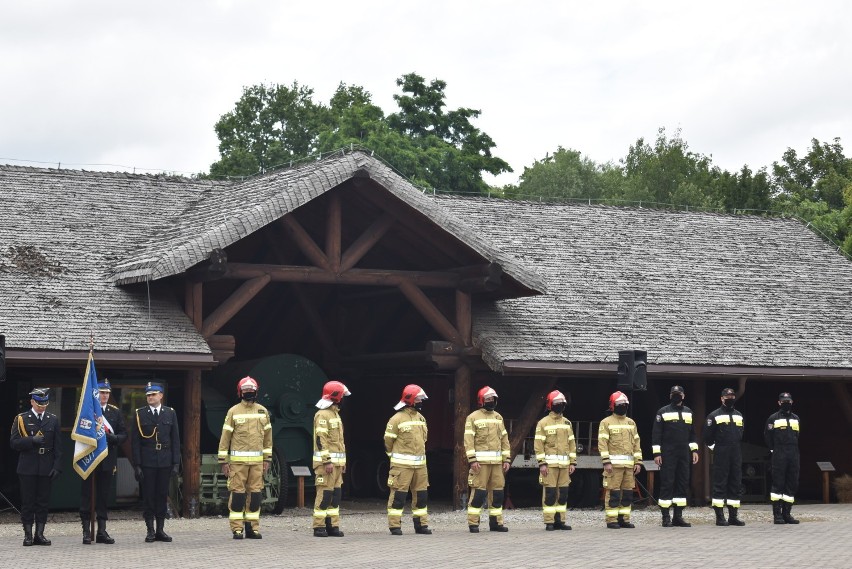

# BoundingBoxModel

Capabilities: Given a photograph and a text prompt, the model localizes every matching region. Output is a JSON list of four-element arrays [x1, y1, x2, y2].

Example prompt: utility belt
[[34, 447, 54, 454], [142, 442, 170, 450]]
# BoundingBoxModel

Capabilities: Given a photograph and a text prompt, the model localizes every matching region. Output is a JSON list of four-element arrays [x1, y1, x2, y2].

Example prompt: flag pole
[[90, 476, 96, 541], [89, 333, 96, 541]]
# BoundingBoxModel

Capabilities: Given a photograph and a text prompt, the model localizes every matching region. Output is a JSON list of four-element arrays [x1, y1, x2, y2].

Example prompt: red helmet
[[395, 384, 427, 410], [321, 380, 351, 403], [609, 391, 629, 411], [477, 386, 498, 407], [237, 376, 259, 396], [546, 390, 566, 410]]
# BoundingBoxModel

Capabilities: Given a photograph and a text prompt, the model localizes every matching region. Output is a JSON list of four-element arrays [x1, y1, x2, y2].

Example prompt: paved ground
[[0, 502, 847, 568]]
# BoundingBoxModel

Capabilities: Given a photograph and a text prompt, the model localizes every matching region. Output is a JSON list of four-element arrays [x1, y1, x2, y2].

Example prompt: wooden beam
[[453, 364, 471, 510], [691, 379, 708, 504], [326, 193, 342, 272], [339, 213, 395, 272], [508, 379, 558, 461], [456, 290, 472, 345], [291, 283, 337, 357], [225, 263, 461, 289], [182, 279, 203, 518], [280, 214, 331, 271], [398, 279, 461, 344], [200, 274, 271, 338]]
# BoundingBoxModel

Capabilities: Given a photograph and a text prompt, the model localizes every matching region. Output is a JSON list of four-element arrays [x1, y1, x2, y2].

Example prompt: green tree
[[210, 82, 325, 178], [503, 147, 611, 202], [210, 74, 510, 195]]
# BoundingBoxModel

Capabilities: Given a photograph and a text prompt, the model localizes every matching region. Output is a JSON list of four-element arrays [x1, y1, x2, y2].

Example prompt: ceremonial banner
[[71, 351, 108, 478]]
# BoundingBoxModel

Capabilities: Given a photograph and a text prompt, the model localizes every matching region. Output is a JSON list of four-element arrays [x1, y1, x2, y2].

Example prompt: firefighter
[[599, 391, 643, 529], [312, 380, 351, 537], [9, 388, 62, 546], [764, 392, 800, 525], [651, 385, 699, 527], [218, 376, 273, 539], [704, 387, 745, 526], [384, 384, 431, 535], [79, 379, 128, 544], [534, 390, 577, 531], [464, 386, 511, 533], [131, 382, 181, 543]]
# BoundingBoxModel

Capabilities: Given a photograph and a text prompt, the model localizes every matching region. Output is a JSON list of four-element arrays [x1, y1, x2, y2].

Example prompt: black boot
[[553, 512, 571, 530], [468, 525, 479, 533], [81, 518, 92, 544], [772, 502, 785, 524], [782, 503, 799, 525], [33, 522, 51, 545], [413, 518, 431, 535], [617, 514, 635, 528], [672, 506, 691, 527], [154, 517, 172, 542], [389, 527, 403, 535], [325, 518, 343, 537], [660, 507, 672, 527], [727, 506, 745, 526], [22, 523, 34, 547], [96, 519, 115, 544], [714, 506, 729, 526], [245, 521, 263, 539], [145, 518, 156, 543], [313, 527, 328, 537], [488, 515, 508, 532]]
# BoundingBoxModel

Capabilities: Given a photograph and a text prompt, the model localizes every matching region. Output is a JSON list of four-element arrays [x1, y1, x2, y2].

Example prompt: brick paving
[[0, 503, 848, 568]]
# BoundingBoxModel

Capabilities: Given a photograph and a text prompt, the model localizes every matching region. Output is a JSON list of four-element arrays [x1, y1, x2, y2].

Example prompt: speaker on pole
[[617, 349, 647, 391]]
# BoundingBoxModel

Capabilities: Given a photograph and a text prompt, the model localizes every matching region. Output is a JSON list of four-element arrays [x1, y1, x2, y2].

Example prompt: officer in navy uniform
[[131, 382, 180, 543], [79, 379, 128, 544], [9, 387, 62, 546]]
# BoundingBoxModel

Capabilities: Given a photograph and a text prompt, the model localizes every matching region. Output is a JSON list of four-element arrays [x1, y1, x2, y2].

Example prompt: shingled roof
[[435, 196, 852, 373], [0, 151, 543, 357]]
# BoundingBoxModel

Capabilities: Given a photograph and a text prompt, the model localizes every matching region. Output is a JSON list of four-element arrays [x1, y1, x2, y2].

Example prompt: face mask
[[414, 402, 424, 411], [483, 400, 497, 411], [723, 398, 735, 409], [242, 392, 257, 402], [613, 404, 628, 416], [670, 393, 683, 404], [551, 403, 566, 415], [780, 402, 792, 413]]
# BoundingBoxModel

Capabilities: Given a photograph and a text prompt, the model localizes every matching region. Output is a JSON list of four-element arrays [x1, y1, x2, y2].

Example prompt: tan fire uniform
[[464, 408, 511, 527], [218, 400, 273, 533], [598, 414, 642, 523], [534, 412, 577, 524], [313, 405, 346, 529], [384, 407, 429, 530]]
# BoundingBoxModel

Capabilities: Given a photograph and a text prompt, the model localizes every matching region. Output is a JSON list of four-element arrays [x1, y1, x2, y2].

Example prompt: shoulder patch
[[707, 419, 713, 426], [655, 414, 662, 422]]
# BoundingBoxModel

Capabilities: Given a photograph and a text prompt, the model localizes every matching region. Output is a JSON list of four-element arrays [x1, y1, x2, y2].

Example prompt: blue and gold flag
[[71, 351, 108, 478]]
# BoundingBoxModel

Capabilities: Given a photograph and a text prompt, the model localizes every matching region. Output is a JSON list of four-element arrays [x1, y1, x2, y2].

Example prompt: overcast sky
[[2, 1, 850, 187]]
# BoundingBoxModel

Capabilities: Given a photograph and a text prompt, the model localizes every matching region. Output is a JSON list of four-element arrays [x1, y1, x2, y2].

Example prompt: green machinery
[[199, 354, 327, 514]]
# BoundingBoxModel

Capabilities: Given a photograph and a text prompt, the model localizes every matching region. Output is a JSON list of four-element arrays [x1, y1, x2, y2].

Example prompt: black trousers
[[711, 444, 742, 503], [19, 475, 52, 524], [770, 446, 800, 500], [80, 467, 114, 520], [141, 466, 171, 520], [659, 446, 690, 503]]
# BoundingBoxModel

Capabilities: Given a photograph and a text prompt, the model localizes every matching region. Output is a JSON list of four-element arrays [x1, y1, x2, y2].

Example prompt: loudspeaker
[[617, 350, 647, 391]]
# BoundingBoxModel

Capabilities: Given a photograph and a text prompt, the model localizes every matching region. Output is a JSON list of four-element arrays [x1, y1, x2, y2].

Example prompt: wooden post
[[182, 281, 203, 518], [298, 476, 306, 508], [823, 471, 830, 504], [453, 364, 471, 510], [326, 193, 342, 273], [690, 378, 707, 505]]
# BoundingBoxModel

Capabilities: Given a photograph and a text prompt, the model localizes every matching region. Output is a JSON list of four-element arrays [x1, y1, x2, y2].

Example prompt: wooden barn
[[1, 149, 851, 514]]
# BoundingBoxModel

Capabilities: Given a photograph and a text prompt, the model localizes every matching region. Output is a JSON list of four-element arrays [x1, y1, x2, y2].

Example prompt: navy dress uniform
[[80, 379, 128, 544], [704, 387, 745, 527], [9, 388, 62, 546], [131, 382, 180, 543], [764, 392, 801, 525]]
